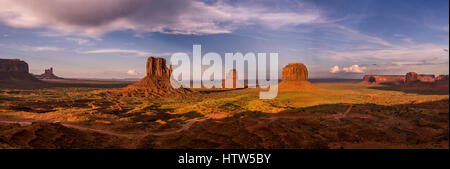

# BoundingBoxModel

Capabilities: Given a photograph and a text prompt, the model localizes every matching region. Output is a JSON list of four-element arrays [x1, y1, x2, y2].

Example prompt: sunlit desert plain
[[1, 77, 448, 149]]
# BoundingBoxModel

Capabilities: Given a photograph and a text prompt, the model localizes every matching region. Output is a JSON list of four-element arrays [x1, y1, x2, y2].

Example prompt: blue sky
[[0, 0, 448, 79]]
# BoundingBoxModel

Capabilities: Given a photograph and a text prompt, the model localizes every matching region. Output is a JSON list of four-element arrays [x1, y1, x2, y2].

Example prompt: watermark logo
[[170, 45, 278, 99]]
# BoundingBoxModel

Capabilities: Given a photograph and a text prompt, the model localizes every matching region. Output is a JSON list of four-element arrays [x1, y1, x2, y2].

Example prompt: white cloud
[[81, 49, 150, 56], [0, 0, 322, 37], [324, 44, 449, 63], [27, 46, 64, 52], [65, 37, 92, 45], [332, 24, 394, 47], [330, 65, 366, 73], [330, 65, 340, 73], [127, 69, 139, 76], [80, 48, 172, 57], [342, 65, 366, 73], [402, 38, 413, 43]]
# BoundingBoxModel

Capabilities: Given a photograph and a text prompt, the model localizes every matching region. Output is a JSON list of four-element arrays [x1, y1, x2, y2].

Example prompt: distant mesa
[[362, 75, 405, 85], [405, 72, 435, 84], [435, 75, 449, 83], [0, 58, 42, 87], [113, 57, 193, 97], [362, 72, 448, 88], [278, 63, 318, 92], [434, 75, 450, 88], [35, 67, 63, 79]]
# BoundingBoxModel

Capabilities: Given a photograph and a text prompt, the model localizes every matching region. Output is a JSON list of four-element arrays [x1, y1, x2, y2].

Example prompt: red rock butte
[[282, 63, 308, 81], [115, 57, 193, 97], [0, 58, 41, 87], [35, 67, 63, 79], [278, 63, 318, 92]]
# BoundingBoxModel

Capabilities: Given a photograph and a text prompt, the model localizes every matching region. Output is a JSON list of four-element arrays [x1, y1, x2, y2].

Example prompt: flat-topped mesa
[[362, 72, 447, 88], [435, 75, 449, 82], [406, 72, 436, 83], [362, 75, 405, 84], [0, 58, 29, 73], [405, 72, 419, 84], [0, 58, 41, 87], [278, 63, 318, 92], [282, 63, 308, 81], [146, 57, 172, 78]]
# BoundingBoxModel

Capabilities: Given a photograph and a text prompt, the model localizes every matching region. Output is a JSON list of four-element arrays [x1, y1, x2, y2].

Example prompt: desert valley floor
[[0, 79, 448, 149]]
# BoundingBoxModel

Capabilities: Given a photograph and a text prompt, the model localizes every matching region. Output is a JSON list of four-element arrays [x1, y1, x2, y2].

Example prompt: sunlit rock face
[[114, 57, 193, 98], [146, 57, 171, 78], [278, 63, 318, 92], [282, 63, 308, 81]]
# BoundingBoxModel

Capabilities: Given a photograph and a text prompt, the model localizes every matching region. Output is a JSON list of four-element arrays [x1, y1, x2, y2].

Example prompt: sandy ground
[[0, 80, 448, 149]]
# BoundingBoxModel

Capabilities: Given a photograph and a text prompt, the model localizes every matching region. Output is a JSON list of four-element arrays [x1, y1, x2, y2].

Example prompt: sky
[[0, 0, 448, 79]]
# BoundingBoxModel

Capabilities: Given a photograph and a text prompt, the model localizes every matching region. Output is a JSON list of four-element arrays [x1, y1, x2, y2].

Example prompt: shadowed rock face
[[434, 75, 449, 88], [362, 75, 405, 85], [0, 59, 40, 85], [405, 72, 419, 84], [282, 63, 308, 81], [0, 59, 29, 73]]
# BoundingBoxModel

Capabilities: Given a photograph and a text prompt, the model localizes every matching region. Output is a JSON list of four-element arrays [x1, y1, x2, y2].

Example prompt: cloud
[[26, 46, 64, 52], [330, 65, 366, 73], [342, 65, 366, 73], [127, 69, 139, 76], [80, 48, 172, 56], [65, 37, 92, 45], [332, 24, 394, 47], [81, 49, 150, 56], [0, 0, 322, 37], [323, 44, 449, 63], [402, 38, 413, 43], [329, 66, 340, 73], [428, 24, 449, 32]]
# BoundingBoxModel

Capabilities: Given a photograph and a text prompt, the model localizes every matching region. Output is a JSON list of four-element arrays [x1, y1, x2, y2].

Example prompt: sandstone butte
[[35, 67, 63, 79], [114, 57, 193, 97], [277, 63, 318, 92], [0, 58, 42, 87]]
